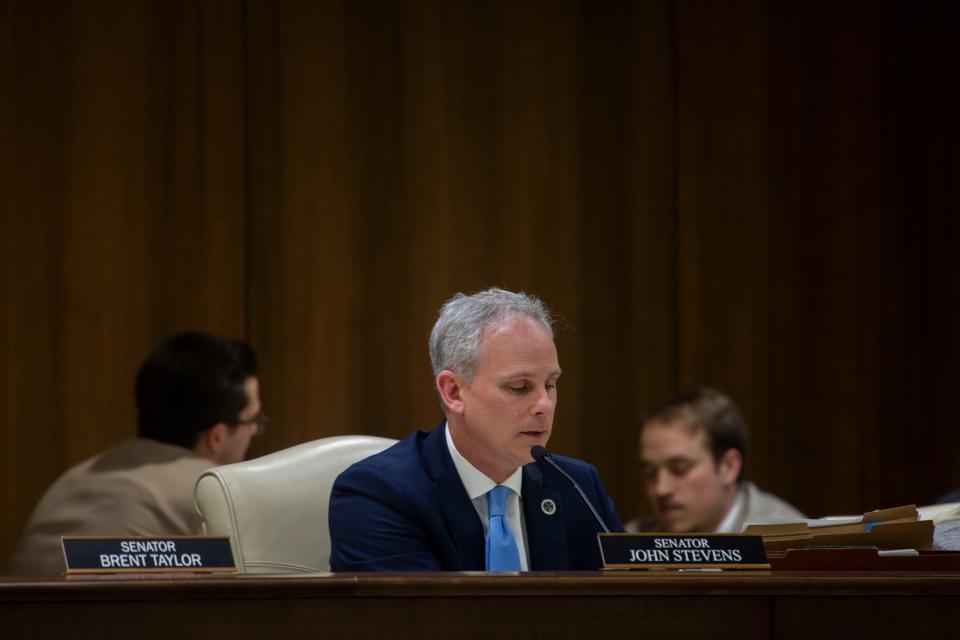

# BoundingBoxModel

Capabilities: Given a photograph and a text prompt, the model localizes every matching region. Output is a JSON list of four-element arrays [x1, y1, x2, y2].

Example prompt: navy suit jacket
[[329, 422, 623, 571]]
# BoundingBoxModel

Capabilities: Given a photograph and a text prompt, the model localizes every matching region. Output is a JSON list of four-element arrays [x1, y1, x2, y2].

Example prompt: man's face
[[446, 315, 561, 483], [218, 376, 262, 465], [639, 420, 737, 532]]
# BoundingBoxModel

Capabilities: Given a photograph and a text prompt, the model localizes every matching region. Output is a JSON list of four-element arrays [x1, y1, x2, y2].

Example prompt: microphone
[[531, 445, 610, 533]]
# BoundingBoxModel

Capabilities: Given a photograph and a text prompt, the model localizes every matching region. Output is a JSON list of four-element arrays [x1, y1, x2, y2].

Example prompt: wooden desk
[[3, 571, 960, 638]]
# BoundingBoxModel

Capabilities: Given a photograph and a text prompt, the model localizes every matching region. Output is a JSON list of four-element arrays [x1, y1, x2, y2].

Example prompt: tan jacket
[[8, 438, 214, 576]]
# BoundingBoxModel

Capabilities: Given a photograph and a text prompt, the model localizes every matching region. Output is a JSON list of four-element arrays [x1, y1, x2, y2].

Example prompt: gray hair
[[429, 288, 554, 382]]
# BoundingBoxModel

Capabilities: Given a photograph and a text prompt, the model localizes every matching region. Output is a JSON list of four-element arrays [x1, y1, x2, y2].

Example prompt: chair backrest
[[195, 435, 396, 573]]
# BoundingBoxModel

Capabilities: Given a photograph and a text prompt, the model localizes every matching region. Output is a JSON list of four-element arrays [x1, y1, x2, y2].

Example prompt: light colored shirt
[[445, 423, 529, 570], [715, 485, 747, 533]]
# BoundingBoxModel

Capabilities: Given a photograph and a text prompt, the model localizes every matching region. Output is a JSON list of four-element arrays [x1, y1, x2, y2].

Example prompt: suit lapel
[[421, 422, 485, 570], [522, 462, 568, 570]]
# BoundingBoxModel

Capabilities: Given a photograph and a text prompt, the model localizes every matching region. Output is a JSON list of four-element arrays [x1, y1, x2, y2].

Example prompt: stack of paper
[[743, 505, 933, 552]]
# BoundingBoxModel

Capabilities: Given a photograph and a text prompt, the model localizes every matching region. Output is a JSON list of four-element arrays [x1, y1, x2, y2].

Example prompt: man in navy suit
[[329, 288, 623, 572]]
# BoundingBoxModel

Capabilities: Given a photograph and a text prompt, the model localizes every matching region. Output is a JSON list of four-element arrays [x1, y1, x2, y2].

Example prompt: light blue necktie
[[485, 485, 521, 571]]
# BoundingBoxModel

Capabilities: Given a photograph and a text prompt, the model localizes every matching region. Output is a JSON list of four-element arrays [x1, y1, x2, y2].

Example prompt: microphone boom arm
[[531, 446, 610, 533]]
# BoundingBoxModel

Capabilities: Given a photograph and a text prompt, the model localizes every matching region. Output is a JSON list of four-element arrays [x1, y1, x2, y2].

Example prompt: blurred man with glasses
[[8, 331, 265, 575]]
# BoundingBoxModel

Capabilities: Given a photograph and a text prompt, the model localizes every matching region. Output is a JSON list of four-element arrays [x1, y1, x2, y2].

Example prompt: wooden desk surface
[[4, 571, 960, 638]]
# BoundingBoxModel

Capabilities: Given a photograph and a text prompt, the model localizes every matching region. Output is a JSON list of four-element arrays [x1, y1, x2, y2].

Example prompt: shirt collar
[[715, 484, 747, 533], [445, 421, 523, 500]]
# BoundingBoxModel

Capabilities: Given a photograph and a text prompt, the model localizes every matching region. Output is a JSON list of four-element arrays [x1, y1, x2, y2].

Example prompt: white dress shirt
[[715, 485, 747, 533], [445, 423, 530, 570]]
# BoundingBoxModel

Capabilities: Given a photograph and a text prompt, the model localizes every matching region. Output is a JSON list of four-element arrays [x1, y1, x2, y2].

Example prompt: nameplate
[[62, 536, 236, 574], [598, 533, 769, 570]]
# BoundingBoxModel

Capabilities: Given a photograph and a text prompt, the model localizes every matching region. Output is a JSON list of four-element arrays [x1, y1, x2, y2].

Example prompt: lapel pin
[[540, 498, 557, 515]]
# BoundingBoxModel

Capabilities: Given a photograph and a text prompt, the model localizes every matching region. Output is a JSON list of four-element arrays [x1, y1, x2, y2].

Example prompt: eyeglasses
[[232, 412, 270, 435]]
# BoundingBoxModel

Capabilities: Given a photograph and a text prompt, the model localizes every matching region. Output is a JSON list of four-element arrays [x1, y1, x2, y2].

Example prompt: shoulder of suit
[[743, 481, 806, 519], [342, 430, 418, 472], [548, 452, 595, 472], [528, 453, 600, 489]]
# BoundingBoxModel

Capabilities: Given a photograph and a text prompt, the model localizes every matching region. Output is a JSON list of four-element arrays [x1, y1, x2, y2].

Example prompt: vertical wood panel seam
[[669, 0, 680, 392], [241, 0, 252, 342], [240, 0, 257, 349]]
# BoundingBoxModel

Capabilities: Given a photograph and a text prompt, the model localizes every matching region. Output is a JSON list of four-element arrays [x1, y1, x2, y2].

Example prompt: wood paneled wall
[[1, 0, 958, 570], [1, 0, 249, 569]]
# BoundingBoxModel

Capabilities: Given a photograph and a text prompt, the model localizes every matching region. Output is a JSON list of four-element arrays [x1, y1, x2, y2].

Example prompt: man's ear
[[436, 370, 465, 415], [194, 422, 229, 462], [717, 448, 743, 487]]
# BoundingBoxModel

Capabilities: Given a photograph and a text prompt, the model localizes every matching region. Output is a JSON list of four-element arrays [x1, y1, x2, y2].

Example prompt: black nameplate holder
[[62, 536, 236, 574], [598, 533, 769, 570]]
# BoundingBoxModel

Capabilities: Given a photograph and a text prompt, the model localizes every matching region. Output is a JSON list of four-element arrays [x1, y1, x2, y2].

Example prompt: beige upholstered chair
[[195, 435, 396, 573]]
